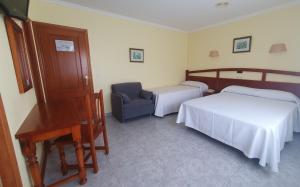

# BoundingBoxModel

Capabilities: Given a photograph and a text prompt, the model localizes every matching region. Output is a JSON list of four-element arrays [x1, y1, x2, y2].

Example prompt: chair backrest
[[83, 89, 106, 140], [94, 89, 106, 129], [84, 92, 95, 140], [111, 82, 142, 99]]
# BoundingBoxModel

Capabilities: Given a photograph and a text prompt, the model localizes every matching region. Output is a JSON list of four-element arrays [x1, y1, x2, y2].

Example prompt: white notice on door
[[55, 40, 74, 52]]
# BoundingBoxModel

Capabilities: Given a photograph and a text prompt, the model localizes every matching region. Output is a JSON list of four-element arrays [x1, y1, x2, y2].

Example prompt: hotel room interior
[[0, 0, 300, 186]]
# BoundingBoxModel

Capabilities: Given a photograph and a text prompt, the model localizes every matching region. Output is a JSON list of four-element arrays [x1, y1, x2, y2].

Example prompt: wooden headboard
[[186, 68, 300, 97]]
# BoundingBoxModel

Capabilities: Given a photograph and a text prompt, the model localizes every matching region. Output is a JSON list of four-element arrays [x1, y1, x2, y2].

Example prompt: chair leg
[[102, 128, 109, 154], [57, 144, 68, 176], [89, 140, 99, 173]]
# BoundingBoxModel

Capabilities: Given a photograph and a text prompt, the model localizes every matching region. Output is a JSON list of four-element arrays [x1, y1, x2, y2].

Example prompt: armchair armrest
[[140, 90, 154, 100], [111, 93, 124, 108], [114, 92, 130, 103], [111, 93, 124, 122]]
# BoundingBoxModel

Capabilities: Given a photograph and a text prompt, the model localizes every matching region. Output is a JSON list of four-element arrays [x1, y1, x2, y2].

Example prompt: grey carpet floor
[[44, 115, 300, 187]]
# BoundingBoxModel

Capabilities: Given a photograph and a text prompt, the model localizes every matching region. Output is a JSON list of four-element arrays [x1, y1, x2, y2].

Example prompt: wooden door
[[32, 22, 94, 119], [0, 95, 23, 187]]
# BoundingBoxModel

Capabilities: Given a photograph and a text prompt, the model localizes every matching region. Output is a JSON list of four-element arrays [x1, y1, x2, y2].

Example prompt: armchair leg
[[57, 144, 68, 176]]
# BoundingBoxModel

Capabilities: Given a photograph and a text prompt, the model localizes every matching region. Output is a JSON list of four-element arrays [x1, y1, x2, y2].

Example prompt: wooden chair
[[55, 90, 109, 175]]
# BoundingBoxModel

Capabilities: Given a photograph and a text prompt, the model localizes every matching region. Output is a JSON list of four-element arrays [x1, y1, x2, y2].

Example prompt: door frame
[[0, 94, 23, 187], [23, 19, 45, 104]]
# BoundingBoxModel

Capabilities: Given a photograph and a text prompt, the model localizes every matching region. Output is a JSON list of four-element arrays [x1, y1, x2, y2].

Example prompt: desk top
[[15, 101, 80, 140]]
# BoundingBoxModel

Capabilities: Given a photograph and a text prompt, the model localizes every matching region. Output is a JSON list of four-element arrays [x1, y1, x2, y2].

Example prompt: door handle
[[84, 75, 89, 86]]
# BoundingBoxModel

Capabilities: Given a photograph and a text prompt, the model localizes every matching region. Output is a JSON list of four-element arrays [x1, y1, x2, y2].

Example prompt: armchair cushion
[[124, 98, 153, 109], [140, 90, 153, 100], [123, 98, 154, 119]]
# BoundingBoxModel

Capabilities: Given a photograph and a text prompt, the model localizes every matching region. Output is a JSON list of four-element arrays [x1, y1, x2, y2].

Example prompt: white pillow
[[221, 85, 256, 96], [254, 89, 299, 103], [181, 81, 208, 90], [222, 85, 300, 104]]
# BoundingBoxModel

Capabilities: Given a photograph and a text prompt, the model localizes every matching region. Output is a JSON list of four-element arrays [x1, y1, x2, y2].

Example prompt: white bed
[[150, 81, 208, 117], [176, 86, 300, 172]]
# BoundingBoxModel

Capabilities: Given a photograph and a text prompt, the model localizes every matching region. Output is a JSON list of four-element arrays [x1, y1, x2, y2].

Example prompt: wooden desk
[[15, 101, 87, 187]]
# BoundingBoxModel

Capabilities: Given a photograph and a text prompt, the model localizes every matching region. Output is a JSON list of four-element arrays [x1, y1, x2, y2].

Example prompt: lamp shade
[[209, 50, 219, 57], [269, 43, 287, 53]]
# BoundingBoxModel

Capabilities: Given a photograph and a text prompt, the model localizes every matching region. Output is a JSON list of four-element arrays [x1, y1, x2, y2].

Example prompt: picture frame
[[233, 36, 252, 53], [129, 48, 144, 63]]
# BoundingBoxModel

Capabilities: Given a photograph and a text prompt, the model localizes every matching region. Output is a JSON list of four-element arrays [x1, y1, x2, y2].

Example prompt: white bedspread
[[150, 85, 203, 117], [176, 92, 300, 172]]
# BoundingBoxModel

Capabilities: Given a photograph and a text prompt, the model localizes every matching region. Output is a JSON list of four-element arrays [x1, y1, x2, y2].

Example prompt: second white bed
[[150, 81, 208, 117], [177, 86, 300, 172]]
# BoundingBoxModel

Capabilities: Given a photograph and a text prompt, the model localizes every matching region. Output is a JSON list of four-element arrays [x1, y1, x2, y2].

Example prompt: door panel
[[33, 22, 94, 119], [47, 35, 84, 96]]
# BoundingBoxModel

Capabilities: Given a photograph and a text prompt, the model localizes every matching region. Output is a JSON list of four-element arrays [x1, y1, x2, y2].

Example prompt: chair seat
[[55, 124, 103, 145]]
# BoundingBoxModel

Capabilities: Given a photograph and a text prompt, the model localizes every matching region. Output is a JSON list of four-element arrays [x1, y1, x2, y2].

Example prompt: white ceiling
[[59, 0, 300, 32]]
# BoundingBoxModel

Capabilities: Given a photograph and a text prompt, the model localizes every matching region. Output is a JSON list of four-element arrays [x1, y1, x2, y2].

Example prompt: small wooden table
[[15, 101, 87, 187]]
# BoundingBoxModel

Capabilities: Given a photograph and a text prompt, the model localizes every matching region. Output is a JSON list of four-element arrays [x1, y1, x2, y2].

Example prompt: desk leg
[[72, 127, 87, 185], [20, 140, 44, 187]]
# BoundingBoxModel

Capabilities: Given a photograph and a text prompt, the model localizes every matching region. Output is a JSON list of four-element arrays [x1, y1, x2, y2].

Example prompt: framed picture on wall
[[129, 48, 144, 63], [233, 36, 252, 53]]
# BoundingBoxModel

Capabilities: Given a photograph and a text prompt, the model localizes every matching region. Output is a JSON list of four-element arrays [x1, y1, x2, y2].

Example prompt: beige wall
[[188, 5, 300, 80], [0, 16, 36, 187], [1, 1, 300, 186], [29, 0, 188, 112]]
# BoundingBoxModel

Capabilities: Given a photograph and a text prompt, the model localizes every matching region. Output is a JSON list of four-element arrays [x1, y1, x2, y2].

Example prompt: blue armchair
[[111, 82, 155, 122]]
